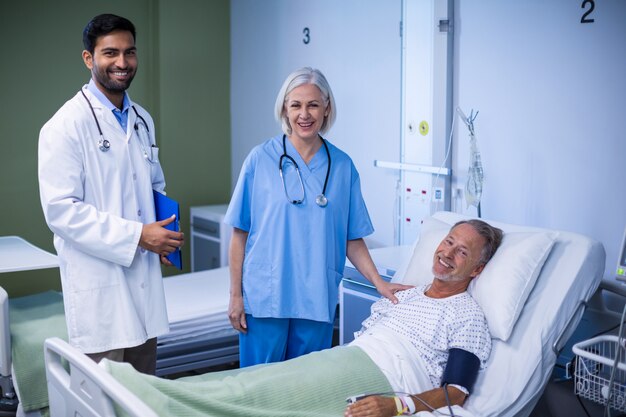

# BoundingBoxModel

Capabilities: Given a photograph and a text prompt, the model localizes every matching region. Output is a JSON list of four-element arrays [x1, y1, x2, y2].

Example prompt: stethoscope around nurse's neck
[[79, 88, 155, 162], [279, 134, 331, 207]]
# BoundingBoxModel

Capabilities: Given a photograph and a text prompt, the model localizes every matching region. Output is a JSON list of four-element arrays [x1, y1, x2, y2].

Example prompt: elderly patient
[[345, 219, 502, 417], [103, 220, 503, 417]]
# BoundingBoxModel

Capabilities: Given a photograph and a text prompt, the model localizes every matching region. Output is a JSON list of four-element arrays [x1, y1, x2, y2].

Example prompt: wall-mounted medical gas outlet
[[434, 187, 444, 202]]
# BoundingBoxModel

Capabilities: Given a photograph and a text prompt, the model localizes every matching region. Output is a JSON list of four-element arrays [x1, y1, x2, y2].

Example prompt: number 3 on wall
[[581, 0, 595, 23], [303, 27, 310, 44]]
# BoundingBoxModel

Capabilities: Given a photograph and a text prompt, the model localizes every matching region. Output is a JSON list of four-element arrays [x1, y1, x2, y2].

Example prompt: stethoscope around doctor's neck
[[80, 88, 155, 162], [279, 134, 331, 207]]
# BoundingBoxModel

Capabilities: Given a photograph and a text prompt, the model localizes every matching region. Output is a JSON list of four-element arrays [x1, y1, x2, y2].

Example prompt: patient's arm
[[344, 386, 466, 417]]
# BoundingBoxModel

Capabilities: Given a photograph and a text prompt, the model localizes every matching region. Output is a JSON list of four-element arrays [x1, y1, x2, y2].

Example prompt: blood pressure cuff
[[440, 348, 481, 394]]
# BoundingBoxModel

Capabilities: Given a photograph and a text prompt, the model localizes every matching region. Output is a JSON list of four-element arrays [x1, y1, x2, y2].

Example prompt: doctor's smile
[[111, 71, 130, 78]]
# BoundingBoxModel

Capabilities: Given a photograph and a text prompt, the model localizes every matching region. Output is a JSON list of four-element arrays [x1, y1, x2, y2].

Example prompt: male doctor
[[38, 14, 183, 374]]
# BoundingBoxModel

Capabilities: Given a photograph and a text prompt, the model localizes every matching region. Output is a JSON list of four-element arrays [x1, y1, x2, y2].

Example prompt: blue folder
[[153, 190, 182, 270]]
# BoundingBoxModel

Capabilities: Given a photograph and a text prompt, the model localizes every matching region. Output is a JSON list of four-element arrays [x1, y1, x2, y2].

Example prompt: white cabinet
[[190, 205, 231, 272]]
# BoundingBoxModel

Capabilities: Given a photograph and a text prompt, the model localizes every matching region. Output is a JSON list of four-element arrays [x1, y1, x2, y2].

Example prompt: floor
[[531, 379, 622, 417], [528, 295, 626, 417]]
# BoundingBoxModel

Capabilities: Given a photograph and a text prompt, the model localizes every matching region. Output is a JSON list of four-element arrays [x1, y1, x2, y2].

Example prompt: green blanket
[[9, 291, 67, 412], [105, 345, 392, 417]]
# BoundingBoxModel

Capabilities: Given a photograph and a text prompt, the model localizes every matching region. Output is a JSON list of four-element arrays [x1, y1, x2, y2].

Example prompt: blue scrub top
[[224, 134, 374, 323]]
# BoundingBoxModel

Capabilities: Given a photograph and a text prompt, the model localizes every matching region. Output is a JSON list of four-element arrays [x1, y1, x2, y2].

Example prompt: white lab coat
[[38, 87, 169, 353]]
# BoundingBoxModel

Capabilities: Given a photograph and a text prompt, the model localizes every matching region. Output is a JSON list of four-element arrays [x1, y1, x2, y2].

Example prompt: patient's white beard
[[432, 266, 467, 282]]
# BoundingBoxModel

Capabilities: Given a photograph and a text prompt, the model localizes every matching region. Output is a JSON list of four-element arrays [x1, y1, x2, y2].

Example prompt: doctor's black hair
[[83, 14, 136, 54]]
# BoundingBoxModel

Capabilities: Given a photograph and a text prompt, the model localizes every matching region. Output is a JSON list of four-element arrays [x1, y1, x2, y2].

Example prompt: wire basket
[[573, 335, 626, 412]]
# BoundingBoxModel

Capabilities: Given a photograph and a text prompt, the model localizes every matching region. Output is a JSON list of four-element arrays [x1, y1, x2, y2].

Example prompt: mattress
[[156, 267, 238, 376], [159, 267, 236, 345]]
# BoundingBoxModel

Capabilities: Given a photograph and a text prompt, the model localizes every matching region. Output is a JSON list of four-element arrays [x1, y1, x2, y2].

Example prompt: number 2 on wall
[[580, 0, 595, 23]]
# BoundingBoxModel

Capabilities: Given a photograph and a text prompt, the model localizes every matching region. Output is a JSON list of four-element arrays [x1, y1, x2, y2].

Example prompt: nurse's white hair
[[274, 67, 337, 136]]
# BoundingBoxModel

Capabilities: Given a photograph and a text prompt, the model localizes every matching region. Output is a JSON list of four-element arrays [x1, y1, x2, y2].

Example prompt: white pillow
[[395, 216, 557, 341]]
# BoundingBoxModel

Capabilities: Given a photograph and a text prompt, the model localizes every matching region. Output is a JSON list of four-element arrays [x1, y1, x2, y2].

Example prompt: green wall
[[0, 0, 230, 296]]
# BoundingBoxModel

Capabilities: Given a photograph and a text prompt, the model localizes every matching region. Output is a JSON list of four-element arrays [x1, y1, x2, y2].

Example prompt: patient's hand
[[344, 396, 395, 417]]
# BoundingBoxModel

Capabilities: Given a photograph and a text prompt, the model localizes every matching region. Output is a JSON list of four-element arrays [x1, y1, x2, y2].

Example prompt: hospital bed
[[0, 236, 59, 415], [42, 211, 606, 417], [0, 237, 236, 416]]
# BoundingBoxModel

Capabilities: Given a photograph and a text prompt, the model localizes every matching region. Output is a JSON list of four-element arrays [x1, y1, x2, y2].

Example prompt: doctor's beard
[[92, 64, 136, 93]]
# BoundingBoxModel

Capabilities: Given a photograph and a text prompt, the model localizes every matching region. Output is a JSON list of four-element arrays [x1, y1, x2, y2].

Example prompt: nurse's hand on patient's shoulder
[[375, 280, 414, 304], [228, 294, 247, 333], [139, 215, 185, 258]]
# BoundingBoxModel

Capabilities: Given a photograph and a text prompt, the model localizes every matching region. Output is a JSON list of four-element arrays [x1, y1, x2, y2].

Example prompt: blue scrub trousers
[[239, 315, 334, 367]]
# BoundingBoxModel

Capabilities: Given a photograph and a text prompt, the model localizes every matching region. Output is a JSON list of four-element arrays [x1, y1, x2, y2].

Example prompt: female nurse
[[225, 67, 411, 367]]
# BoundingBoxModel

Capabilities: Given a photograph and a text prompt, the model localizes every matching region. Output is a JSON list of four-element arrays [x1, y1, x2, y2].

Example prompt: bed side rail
[[0, 286, 11, 377], [44, 337, 158, 417]]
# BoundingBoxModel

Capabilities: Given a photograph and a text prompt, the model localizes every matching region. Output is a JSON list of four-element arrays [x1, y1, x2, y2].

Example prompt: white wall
[[399, 0, 454, 245], [231, 0, 626, 279], [230, 0, 402, 246], [452, 0, 626, 279]]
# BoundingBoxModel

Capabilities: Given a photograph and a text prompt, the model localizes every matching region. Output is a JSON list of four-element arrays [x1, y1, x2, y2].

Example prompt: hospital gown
[[352, 285, 491, 390]]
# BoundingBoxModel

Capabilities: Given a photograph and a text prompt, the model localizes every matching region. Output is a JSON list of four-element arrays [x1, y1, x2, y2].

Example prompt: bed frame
[[42, 213, 606, 416], [156, 333, 238, 376], [0, 236, 60, 415], [45, 337, 157, 417]]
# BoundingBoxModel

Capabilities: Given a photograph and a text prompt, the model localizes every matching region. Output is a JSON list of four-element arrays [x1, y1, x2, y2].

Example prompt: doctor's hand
[[228, 295, 247, 334], [344, 396, 395, 417], [139, 215, 185, 258], [160, 254, 173, 266]]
